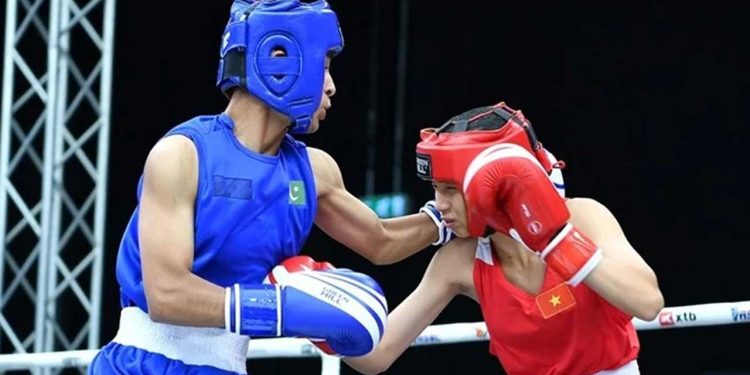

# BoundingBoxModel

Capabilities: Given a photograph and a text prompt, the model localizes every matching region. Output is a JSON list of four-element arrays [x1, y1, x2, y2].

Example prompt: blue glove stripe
[[420, 200, 454, 245], [420, 203, 441, 222], [284, 273, 381, 348], [310, 271, 387, 316], [304, 272, 387, 338]]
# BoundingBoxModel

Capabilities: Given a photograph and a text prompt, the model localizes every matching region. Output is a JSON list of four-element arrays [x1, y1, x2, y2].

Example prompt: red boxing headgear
[[415, 101, 559, 236]]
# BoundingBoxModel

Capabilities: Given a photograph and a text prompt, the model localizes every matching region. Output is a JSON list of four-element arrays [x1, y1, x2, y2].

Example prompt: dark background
[[5, 1, 750, 374]]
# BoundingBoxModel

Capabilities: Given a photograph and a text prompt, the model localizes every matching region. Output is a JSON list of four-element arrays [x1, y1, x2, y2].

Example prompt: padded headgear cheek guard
[[415, 101, 563, 237], [217, 0, 344, 134]]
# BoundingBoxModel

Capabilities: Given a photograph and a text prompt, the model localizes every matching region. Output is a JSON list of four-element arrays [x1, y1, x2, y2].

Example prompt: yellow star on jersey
[[536, 283, 576, 319]]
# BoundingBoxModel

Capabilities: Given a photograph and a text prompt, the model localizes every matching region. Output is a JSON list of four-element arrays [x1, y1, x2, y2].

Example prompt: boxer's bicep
[[309, 147, 384, 261], [309, 147, 436, 265], [139, 136, 198, 311]]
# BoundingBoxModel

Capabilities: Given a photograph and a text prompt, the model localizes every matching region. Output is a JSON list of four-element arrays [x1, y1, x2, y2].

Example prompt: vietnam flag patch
[[535, 282, 576, 319]]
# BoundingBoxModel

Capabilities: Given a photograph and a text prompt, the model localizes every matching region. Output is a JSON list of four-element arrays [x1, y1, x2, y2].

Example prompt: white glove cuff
[[567, 248, 603, 286], [420, 202, 447, 246]]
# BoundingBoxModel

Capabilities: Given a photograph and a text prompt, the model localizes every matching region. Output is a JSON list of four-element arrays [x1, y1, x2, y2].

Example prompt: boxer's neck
[[225, 90, 290, 156], [489, 232, 538, 270]]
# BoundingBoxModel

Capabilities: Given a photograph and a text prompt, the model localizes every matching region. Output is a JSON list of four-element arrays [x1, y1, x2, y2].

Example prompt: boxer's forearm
[[375, 213, 438, 264], [584, 254, 664, 321], [567, 198, 665, 321], [144, 272, 226, 328]]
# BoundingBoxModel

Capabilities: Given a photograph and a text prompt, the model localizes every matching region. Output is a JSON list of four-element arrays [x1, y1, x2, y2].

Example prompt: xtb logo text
[[658, 310, 697, 326]]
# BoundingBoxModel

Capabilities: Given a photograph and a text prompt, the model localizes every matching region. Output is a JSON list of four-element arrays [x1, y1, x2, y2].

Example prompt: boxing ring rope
[[1, 300, 749, 374]]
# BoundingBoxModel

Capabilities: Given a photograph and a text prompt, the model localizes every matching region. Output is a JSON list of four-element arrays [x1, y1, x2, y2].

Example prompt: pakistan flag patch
[[289, 180, 306, 205]]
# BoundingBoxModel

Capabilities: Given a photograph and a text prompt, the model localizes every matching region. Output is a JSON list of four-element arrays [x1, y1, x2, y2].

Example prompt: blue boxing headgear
[[217, 0, 344, 134]]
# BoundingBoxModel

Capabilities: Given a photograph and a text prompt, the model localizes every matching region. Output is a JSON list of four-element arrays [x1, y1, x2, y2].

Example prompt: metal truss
[[0, 0, 115, 370]]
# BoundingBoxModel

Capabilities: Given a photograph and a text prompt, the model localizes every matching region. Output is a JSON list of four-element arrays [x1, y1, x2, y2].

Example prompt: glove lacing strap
[[540, 223, 603, 286], [225, 284, 282, 336], [420, 201, 452, 246]]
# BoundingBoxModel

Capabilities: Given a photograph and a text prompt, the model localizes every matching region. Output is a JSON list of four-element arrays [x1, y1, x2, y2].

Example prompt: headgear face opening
[[415, 101, 564, 236], [216, 0, 344, 134]]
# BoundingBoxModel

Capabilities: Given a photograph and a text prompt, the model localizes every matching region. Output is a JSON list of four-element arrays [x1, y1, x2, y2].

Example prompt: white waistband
[[112, 307, 250, 374], [594, 360, 640, 375]]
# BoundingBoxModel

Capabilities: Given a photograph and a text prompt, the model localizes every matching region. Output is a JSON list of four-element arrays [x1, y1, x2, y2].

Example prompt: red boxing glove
[[265, 255, 338, 355], [464, 144, 602, 285], [265, 255, 334, 284]]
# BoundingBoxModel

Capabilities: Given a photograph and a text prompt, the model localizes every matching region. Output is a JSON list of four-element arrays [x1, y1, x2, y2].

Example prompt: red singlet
[[473, 237, 639, 375]]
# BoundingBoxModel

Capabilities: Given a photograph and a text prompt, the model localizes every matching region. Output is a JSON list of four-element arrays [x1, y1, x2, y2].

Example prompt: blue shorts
[[88, 342, 244, 374]]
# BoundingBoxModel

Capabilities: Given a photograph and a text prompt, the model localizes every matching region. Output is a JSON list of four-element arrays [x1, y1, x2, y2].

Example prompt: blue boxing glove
[[420, 200, 455, 246], [225, 269, 387, 357]]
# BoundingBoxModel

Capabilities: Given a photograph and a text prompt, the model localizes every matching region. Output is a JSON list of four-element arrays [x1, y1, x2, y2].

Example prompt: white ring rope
[[1, 300, 749, 372]]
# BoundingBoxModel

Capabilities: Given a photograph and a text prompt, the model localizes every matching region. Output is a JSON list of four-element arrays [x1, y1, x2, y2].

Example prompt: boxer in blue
[[88, 1, 451, 374]]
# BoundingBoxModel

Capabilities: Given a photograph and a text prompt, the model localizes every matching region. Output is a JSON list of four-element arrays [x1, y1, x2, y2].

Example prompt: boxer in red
[[345, 101, 664, 375]]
